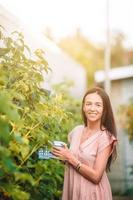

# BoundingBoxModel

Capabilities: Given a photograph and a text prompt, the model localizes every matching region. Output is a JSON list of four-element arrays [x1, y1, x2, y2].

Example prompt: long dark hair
[[82, 87, 117, 171]]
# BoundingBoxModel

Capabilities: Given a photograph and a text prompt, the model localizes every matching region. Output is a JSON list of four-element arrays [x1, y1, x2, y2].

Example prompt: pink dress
[[62, 125, 117, 200]]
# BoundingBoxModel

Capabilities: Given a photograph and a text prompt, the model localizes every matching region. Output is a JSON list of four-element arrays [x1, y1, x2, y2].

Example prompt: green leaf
[[14, 172, 35, 186], [0, 91, 20, 122], [0, 118, 11, 145]]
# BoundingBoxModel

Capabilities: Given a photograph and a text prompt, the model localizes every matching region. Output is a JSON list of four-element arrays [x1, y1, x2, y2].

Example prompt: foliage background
[[120, 98, 133, 141], [118, 97, 133, 196], [58, 29, 132, 87]]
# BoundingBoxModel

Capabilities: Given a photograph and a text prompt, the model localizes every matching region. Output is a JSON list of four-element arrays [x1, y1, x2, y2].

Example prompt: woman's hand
[[52, 144, 73, 161]]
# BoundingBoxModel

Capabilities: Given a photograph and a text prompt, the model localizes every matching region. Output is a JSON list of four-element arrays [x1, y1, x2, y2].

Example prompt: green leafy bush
[[0, 27, 81, 200], [119, 97, 133, 141], [119, 97, 133, 196]]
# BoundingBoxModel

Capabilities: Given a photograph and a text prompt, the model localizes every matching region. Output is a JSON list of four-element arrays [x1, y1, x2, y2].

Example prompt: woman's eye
[[86, 103, 91, 106], [97, 104, 102, 107]]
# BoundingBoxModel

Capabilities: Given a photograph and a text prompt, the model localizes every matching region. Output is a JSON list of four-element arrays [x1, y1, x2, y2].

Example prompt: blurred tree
[[119, 97, 133, 196], [58, 29, 131, 87], [111, 32, 126, 67], [119, 97, 133, 141], [59, 28, 103, 87]]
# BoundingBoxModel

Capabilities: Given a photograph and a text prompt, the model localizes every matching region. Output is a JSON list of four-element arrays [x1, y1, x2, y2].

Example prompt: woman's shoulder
[[73, 124, 84, 130], [72, 124, 84, 132], [98, 129, 117, 153], [99, 129, 117, 142], [68, 124, 84, 142]]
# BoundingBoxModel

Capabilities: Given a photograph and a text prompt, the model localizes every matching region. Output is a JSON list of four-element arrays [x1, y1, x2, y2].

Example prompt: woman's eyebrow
[[84, 100, 91, 103], [85, 100, 102, 104]]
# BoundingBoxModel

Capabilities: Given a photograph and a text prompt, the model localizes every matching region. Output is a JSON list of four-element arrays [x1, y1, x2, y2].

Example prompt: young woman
[[52, 87, 117, 200]]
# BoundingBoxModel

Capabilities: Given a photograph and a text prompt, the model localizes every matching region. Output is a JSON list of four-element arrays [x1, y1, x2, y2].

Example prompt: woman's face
[[83, 92, 103, 123]]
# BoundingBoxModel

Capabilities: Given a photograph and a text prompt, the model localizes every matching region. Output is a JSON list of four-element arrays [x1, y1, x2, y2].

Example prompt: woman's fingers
[[52, 149, 60, 154], [53, 146, 62, 151], [52, 145, 70, 160], [64, 144, 68, 149], [52, 148, 62, 156]]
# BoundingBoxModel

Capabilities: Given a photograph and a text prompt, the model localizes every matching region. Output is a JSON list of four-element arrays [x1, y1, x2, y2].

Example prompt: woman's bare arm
[[52, 145, 111, 184], [68, 145, 111, 184]]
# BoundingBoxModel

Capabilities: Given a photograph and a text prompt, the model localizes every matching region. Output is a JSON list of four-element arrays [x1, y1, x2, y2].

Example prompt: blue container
[[38, 147, 54, 160]]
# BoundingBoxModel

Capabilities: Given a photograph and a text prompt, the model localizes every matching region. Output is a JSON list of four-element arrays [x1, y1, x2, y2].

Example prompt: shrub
[[0, 27, 81, 200]]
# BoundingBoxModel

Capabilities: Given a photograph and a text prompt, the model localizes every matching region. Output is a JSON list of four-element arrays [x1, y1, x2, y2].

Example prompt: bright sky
[[0, 0, 133, 47]]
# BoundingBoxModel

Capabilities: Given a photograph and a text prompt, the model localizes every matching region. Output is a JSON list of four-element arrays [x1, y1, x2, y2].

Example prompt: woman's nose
[[90, 105, 96, 111]]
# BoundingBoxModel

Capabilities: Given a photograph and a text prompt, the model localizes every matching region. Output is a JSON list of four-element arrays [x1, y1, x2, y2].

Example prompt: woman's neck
[[86, 121, 101, 132]]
